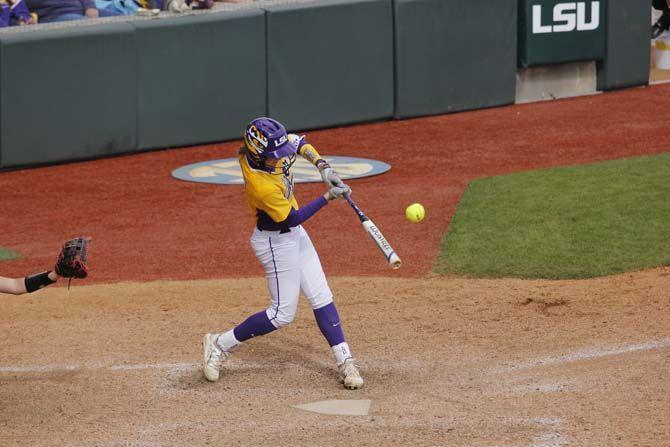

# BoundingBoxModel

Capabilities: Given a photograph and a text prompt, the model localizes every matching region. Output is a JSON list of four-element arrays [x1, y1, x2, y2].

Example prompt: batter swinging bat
[[344, 194, 402, 270]]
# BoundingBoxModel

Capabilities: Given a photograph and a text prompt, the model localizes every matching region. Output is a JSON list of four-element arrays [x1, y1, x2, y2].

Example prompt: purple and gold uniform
[[239, 149, 299, 226], [203, 118, 364, 389], [239, 140, 328, 231]]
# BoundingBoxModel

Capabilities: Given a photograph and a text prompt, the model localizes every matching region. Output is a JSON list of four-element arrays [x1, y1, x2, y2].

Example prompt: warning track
[[0, 84, 668, 283]]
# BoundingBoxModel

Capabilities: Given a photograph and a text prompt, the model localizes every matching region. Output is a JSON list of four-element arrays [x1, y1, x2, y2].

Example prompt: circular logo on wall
[[172, 156, 391, 185]]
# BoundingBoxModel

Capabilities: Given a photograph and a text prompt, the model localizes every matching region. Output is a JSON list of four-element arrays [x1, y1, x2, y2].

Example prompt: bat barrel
[[361, 220, 401, 270], [345, 195, 401, 270]]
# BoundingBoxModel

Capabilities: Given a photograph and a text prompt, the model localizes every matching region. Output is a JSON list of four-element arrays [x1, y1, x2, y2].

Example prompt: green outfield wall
[[0, 0, 651, 168], [394, 0, 517, 118], [597, 0, 651, 90], [0, 23, 137, 167], [135, 11, 266, 150], [266, 0, 394, 130], [518, 0, 607, 67]]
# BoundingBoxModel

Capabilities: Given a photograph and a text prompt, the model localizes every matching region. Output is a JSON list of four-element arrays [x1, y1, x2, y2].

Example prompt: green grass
[[0, 246, 20, 261], [435, 153, 670, 279]]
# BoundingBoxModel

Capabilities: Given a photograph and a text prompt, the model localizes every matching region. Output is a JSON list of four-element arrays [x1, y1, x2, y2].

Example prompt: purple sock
[[313, 302, 346, 347], [233, 311, 277, 342]]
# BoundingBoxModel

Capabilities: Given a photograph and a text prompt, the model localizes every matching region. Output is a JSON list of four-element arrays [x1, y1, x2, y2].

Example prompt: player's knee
[[308, 290, 333, 310], [270, 308, 296, 328]]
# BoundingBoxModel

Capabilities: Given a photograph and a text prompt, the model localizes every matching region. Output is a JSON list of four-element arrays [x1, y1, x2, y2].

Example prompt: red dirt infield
[[1, 84, 668, 283]]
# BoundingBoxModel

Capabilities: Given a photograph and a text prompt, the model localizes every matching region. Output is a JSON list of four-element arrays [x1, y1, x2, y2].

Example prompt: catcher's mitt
[[55, 237, 90, 279]]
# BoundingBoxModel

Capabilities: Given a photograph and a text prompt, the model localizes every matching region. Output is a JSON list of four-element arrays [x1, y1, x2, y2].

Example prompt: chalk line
[[500, 337, 670, 372], [0, 357, 426, 375], [0, 362, 199, 374], [0, 360, 337, 374]]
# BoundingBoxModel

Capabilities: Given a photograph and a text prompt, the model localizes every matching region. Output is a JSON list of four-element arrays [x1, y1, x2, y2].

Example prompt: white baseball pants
[[250, 225, 333, 328]]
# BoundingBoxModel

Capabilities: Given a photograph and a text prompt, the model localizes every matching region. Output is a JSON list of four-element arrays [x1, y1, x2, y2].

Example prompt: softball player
[[203, 117, 364, 389]]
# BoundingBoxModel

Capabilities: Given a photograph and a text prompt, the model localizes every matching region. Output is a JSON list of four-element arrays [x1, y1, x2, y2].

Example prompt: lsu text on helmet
[[243, 117, 297, 174]]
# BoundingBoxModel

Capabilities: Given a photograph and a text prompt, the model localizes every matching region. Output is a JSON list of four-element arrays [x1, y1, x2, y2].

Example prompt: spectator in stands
[[95, 0, 146, 16], [186, 0, 212, 8], [99, 0, 212, 15], [25, 0, 122, 23], [652, 0, 670, 38], [0, 0, 36, 27], [163, 0, 213, 12]]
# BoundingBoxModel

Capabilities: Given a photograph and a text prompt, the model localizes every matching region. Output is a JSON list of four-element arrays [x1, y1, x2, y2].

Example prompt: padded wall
[[394, 0, 517, 119], [0, 24, 137, 168], [265, 0, 394, 131], [134, 11, 266, 149], [597, 0, 650, 90], [0, 0, 653, 169], [517, 0, 606, 67]]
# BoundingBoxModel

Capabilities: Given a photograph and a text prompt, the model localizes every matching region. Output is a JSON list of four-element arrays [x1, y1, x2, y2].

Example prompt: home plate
[[292, 400, 372, 416]]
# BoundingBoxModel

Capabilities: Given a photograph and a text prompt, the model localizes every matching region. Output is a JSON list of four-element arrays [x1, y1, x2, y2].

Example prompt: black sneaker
[[652, 11, 670, 39]]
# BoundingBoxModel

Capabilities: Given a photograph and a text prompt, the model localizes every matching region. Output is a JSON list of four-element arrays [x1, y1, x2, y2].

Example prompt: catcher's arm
[[0, 271, 59, 295], [1, 237, 91, 295]]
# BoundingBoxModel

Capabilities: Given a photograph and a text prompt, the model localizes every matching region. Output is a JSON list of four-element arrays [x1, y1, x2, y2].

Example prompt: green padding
[[134, 11, 266, 149], [597, 0, 649, 90], [394, 0, 516, 119], [265, 0, 394, 131], [518, 0, 606, 67], [0, 24, 136, 168]]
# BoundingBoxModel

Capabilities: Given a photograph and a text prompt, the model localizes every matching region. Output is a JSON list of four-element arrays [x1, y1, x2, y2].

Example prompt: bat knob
[[389, 253, 402, 270]]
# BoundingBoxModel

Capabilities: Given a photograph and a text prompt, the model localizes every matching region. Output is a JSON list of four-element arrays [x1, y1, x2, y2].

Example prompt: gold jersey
[[240, 143, 323, 223]]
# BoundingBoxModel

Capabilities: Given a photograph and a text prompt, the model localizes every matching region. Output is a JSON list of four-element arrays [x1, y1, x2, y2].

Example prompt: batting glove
[[327, 183, 351, 201], [317, 160, 344, 187]]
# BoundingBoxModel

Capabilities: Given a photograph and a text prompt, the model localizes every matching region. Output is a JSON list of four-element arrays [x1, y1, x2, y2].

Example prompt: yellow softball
[[405, 203, 425, 223]]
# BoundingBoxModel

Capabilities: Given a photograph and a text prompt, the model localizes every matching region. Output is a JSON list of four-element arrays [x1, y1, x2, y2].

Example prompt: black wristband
[[24, 271, 56, 293]]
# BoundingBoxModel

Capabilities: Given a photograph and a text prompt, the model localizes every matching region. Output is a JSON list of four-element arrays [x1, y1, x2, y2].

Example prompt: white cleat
[[339, 358, 364, 390], [203, 333, 228, 382]]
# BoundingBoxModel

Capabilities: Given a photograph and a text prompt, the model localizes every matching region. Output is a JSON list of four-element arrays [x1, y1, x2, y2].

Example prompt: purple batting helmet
[[244, 117, 297, 160]]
